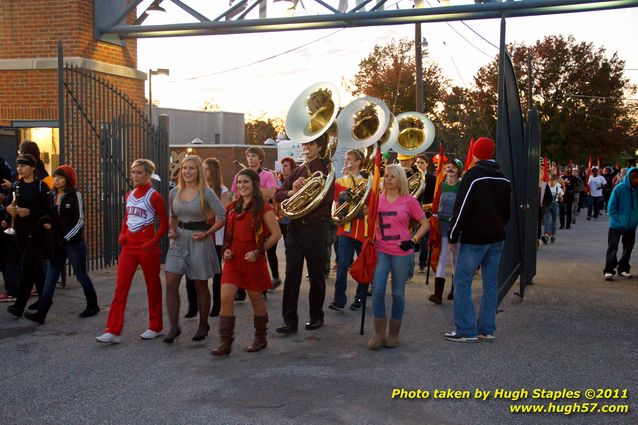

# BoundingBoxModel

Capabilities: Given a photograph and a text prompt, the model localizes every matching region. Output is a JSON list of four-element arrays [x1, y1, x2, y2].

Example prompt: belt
[[177, 221, 211, 231]]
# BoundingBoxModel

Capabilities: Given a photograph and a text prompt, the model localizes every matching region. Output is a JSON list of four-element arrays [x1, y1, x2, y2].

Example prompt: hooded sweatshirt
[[449, 160, 511, 245], [608, 167, 638, 231]]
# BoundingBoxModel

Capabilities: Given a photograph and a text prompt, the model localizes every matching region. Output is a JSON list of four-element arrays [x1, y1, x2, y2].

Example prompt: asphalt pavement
[[1, 210, 636, 425]]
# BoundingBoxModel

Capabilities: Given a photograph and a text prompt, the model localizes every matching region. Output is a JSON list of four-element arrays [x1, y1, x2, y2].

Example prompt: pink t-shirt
[[375, 193, 425, 256], [231, 169, 277, 195]]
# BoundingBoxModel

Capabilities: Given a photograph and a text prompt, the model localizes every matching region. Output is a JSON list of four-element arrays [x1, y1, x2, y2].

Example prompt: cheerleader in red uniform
[[212, 169, 281, 356], [96, 159, 168, 344]]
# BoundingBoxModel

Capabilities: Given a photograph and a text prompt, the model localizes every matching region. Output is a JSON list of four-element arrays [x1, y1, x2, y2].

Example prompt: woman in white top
[[542, 174, 564, 244]]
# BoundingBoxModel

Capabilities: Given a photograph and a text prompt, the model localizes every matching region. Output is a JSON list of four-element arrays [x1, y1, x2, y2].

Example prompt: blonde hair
[[131, 159, 156, 175], [383, 164, 409, 196], [176, 155, 211, 218]]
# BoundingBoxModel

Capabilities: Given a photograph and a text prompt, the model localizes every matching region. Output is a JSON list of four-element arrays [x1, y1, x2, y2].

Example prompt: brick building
[[0, 0, 145, 172]]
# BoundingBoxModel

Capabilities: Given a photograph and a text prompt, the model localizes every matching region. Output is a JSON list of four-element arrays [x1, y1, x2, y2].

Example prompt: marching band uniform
[[329, 173, 368, 311], [275, 156, 334, 333]]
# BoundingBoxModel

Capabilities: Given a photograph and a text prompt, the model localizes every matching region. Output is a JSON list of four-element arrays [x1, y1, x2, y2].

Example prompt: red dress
[[221, 204, 272, 291]]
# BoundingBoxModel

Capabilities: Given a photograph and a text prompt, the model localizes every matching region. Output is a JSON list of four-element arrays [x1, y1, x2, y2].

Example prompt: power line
[[160, 28, 345, 84]]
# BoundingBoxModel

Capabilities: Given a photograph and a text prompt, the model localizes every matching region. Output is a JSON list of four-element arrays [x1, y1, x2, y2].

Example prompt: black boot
[[79, 291, 100, 318], [429, 277, 445, 305], [26, 298, 53, 324], [447, 283, 454, 300], [185, 279, 198, 318]]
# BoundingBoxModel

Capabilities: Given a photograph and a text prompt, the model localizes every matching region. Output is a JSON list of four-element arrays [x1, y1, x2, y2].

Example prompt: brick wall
[[0, 0, 144, 125]]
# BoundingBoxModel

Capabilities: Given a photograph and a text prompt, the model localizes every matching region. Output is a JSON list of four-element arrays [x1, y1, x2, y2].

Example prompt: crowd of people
[[1, 136, 634, 353]]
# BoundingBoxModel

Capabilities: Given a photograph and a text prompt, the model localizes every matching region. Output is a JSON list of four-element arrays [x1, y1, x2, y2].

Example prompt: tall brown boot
[[211, 316, 235, 356], [383, 319, 402, 348], [367, 317, 387, 350], [246, 314, 268, 352], [429, 277, 445, 305]]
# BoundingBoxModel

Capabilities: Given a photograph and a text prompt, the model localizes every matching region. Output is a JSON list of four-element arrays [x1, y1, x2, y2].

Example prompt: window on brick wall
[[214, 134, 220, 144]]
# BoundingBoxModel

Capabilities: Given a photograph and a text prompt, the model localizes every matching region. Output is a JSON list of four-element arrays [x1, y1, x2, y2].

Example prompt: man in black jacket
[[445, 138, 511, 342]]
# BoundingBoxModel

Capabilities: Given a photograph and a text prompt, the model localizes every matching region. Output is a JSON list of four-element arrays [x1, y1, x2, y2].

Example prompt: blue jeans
[[371, 251, 413, 320], [418, 231, 430, 267], [41, 241, 97, 305], [453, 242, 504, 337], [587, 195, 603, 219], [543, 202, 559, 235], [333, 236, 367, 308]]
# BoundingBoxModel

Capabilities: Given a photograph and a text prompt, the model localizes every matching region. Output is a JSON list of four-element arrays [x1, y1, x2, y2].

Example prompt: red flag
[[616, 162, 619, 170], [428, 143, 447, 272], [465, 137, 475, 171], [597, 155, 600, 168], [349, 146, 381, 285], [542, 157, 549, 182], [569, 159, 573, 169]]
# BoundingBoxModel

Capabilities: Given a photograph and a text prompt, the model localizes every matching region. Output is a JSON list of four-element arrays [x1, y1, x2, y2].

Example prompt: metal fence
[[58, 44, 168, 270]]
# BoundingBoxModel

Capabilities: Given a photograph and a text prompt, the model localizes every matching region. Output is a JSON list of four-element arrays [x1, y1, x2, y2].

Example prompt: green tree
[[455, 35, 637, 164], [347, 38, 448, 116], [245, 118, 276, 145]]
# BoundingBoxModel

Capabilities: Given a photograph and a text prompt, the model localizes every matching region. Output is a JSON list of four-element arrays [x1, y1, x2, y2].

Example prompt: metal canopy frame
[[95, 0, 638, 40]]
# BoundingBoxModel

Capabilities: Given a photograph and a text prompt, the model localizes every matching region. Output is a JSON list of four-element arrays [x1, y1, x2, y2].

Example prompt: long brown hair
[[204, 157, 223, 197]]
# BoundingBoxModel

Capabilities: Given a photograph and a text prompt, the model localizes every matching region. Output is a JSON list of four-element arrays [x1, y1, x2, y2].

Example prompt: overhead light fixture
[[147, 0, 166, 13]]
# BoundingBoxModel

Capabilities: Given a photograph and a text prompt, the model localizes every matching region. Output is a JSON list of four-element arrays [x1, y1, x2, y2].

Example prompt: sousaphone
[[393, 112, 436, 198], [331, 97, 390, 225], [280, 82, 339, 219]]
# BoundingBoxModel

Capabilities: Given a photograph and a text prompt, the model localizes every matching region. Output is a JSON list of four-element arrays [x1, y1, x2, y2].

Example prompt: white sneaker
[[604, 273, 614, 281], [140, 329, 161, 340], [96, 332, 121, 344], [444, 331, 478, 343], [478, 334, 495, 342], [619, 271, 632, 278]]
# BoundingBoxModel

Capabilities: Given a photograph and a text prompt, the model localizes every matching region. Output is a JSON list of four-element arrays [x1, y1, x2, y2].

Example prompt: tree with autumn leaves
[[348, 36, 637, 164]]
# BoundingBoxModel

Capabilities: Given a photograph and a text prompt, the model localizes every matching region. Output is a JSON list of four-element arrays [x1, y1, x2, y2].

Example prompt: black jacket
[[419, 172, 437, 206], [44, 189, 85, 244], [449, 160, 511, 245]]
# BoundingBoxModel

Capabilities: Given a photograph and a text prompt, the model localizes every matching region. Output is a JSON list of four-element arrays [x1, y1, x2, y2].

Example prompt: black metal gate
[[57, 43, 168, 270]]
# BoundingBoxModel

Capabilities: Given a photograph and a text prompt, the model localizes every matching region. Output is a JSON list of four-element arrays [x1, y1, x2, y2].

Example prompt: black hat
[[16, 154, 36, 167]]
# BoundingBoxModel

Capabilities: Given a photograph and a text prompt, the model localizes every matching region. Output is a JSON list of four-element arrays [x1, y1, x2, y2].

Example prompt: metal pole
[[527, 51, 533, 111], [415, 23, 423, 113], [57, 40, 65, 164], [148, 69, 152, 123]]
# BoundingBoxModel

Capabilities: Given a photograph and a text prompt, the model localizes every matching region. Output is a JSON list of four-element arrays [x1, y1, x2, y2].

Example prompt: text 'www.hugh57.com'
[[390, 387, 630, 416]]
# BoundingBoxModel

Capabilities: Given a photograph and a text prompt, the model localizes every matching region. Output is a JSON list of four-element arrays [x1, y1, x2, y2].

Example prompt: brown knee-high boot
[[429, 277, 445, 305], [383, 319, 402, 348], [246, 314, 268, 352], [211, 316, 235, 356]]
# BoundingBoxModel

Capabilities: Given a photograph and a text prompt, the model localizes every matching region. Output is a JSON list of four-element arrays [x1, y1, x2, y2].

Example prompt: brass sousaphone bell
[[392, 112, 436, 198], [280, 82, 339, 220], [331, 97, 391, 225]]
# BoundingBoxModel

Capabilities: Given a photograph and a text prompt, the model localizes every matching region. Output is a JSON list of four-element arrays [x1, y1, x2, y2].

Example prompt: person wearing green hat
[[429, 159, 463, 304]]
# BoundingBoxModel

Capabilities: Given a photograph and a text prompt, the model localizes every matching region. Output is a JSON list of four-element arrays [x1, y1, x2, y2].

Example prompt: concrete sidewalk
[[1, 211, 636, 425]]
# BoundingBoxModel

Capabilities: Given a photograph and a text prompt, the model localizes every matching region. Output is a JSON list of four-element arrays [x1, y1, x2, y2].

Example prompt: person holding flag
[[429, 159, 463, 304]]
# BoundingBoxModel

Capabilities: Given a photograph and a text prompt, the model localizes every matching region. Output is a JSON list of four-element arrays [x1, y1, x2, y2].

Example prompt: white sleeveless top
[[126, 187, 157, 232]]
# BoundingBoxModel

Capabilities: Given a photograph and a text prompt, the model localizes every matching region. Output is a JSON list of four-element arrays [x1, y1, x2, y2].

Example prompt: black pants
[[604, 227, 636, 275], [13, 233, 45, 314], [588, 196, 603, 219], [267, 244, 279, 280], [559, 194, 574, 228], [282, 218, 327, 325]]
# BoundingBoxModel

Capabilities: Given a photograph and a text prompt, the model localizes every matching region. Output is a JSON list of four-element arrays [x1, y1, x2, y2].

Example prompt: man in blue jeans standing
[[446, 137, 511, 342]]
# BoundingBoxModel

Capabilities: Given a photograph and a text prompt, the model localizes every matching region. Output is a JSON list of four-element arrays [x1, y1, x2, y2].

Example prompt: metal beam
[[99, 0, 638, 39]]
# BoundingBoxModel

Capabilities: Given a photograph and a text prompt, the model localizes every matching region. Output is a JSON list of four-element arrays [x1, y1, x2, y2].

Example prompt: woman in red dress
[[212, 169, 281, 356]]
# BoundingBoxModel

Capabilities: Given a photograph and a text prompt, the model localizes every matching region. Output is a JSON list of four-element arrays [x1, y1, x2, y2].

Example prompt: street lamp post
[[148, 68, 169, 124], [415, 25, 428, 113]]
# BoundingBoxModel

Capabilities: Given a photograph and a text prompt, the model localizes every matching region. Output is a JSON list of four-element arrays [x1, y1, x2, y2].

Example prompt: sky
[[137, 0, 638, 121]]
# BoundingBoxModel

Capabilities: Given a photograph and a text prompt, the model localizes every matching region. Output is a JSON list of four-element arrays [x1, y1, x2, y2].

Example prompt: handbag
[[350, 237, 377, 285]]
